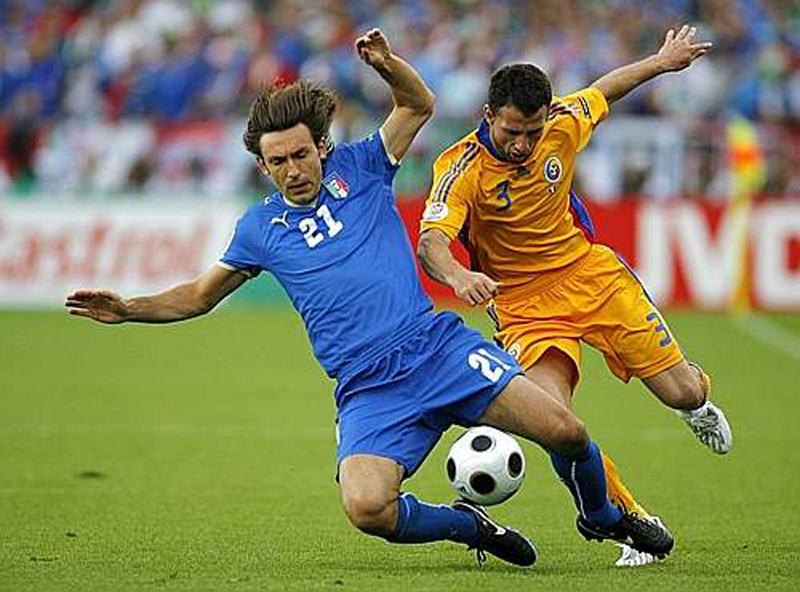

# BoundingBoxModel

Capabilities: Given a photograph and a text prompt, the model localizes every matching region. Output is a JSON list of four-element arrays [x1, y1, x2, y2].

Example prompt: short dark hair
[[243, 80, 337, 158], [487, 64, 552, 116]]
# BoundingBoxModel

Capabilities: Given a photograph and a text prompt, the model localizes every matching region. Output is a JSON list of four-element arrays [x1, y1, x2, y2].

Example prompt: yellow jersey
[[421, 87, 609, 290]]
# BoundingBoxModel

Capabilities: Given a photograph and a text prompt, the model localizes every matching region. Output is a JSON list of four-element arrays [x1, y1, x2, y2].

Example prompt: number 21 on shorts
[[468, 348, 512, 383]]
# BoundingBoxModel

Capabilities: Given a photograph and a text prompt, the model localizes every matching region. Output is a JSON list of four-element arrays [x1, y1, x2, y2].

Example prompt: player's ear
[[483, 104, 494, 124], [255, 156, 270, 177], [317, 136, 331, 160]]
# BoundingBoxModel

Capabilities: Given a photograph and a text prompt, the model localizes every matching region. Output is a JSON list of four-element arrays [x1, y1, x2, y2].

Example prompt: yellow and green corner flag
[[726, 116, 766, 313]]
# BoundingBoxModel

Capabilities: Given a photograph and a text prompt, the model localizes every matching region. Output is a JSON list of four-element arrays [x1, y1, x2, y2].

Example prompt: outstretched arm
[[355, 28, 435, 162], [65, 265, 248, 324], [417, 229, 500, 306], [591, 25, 712, 105]]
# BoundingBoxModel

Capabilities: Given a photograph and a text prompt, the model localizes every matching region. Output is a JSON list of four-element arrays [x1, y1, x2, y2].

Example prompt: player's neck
[[282, 195, 318, 208]]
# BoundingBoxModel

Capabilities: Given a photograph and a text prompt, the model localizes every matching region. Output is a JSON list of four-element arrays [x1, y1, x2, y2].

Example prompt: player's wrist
[[650, 53, 674, 74], [371, 53, 396, 76], [119, 298, 138, 322], [444, 267, 471, 291]]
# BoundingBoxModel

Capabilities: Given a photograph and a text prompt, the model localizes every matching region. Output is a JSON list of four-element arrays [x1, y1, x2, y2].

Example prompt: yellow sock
[[602, 453, 650, 518]]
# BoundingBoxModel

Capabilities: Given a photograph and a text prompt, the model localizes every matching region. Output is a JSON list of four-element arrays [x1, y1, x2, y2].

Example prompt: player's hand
[[656, 25, 712, 72], [355, 28, 392, 70], [451, 271, 500, 307], [65, 289, 129, 324]]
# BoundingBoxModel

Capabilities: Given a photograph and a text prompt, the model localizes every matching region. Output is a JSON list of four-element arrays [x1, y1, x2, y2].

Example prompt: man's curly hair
[[243, 80, 337, 158], [487, 64, 552, 116]]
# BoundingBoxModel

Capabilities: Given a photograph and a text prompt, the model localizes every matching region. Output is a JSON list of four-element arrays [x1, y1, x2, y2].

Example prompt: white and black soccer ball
[[446, 426, 526, 506]]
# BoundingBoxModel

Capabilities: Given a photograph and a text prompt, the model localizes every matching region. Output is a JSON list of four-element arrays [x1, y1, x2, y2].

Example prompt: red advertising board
[[0, 202, 240, 306], [1, 198, 799, 309], [397, 198, 800, 310]]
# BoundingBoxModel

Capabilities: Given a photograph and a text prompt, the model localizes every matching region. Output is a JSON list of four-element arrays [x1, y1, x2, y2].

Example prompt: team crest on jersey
[[543, 156, 563, 183], [423, 202, 449, 221], [323, 172, 349, 199]]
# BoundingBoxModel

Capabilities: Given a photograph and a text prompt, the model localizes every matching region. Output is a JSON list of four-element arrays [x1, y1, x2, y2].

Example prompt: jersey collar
[[477, 119, 508, 162], [281, 194, 317, 208]]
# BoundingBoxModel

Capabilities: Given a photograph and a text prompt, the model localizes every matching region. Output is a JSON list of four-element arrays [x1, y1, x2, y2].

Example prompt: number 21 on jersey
[[299, 204, 344, 248], [469, 347, 512, 383]]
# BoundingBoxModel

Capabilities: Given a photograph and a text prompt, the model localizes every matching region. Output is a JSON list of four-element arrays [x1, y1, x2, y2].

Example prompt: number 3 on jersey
[[299, 204, 344, 248], [468, 348, 512, 383]]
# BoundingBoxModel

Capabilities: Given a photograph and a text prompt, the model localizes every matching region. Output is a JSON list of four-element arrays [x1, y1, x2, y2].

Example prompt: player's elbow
[[417, 229, 445, 262], [416, 230, 430, 260], [420, 90, 435, 118], [408, 90, 435, 121]]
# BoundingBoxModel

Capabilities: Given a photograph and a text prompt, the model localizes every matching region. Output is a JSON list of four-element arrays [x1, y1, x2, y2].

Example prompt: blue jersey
[[220, 131, 434, 383]]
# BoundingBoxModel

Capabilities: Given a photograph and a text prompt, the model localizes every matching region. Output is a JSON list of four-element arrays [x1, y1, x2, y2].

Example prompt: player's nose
[[285, 159, 301, 178]]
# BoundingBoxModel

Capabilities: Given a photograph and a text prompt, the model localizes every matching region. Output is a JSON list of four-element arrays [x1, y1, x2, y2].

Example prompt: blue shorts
[[335, 311, 522, 477]]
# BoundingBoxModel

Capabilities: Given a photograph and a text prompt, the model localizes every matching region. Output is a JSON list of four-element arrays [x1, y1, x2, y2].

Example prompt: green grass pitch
[[1, 308, 799, 591]]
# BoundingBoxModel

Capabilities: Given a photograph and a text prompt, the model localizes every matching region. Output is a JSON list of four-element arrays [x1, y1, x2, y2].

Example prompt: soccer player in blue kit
[[65, 29, 673, 566]]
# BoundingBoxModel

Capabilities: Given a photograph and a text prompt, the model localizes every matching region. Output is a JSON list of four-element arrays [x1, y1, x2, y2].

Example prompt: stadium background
[[1, 0, 798, 309], [2, 1, 799, 591]]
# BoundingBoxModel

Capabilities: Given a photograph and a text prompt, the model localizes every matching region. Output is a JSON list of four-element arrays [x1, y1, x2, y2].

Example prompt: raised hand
[[355, 28, 392, 70], [65, 289, 129, 324], [656, 25, 712, 72]]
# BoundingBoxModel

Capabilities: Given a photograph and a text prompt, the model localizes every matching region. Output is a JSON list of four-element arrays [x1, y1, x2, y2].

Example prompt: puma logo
[[271, 211, 290, 228]]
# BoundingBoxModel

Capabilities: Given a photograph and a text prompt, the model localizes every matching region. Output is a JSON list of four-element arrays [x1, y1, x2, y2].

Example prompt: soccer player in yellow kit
[[418, 25, 733, 566]]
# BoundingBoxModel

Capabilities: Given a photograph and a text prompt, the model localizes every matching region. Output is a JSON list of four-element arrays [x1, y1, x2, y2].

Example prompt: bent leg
[[479, 373, 586, 454], [339, 454, 404, 538], [338, 454, 478, 544], [479, 375, 621, 528]]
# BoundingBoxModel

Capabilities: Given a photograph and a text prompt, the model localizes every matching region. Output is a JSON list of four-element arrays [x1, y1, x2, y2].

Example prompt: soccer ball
[[446, 426, 526, 506]]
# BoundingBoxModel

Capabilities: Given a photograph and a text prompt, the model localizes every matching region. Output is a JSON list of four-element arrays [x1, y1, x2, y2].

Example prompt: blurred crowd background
[[0, 0, 798, 201]]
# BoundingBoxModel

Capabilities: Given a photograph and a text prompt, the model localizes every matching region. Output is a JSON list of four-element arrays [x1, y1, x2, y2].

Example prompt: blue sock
[[549, 441, 622, 528], [391, 493, 478, 544]]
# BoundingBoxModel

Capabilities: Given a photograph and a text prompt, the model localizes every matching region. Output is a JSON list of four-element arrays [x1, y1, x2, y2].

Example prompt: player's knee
[[341, 490, 396, 538], [549, 413, 589, 456]]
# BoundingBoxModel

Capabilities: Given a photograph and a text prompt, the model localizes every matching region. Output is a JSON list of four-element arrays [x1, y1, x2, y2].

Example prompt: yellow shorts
[[490, 244, 683, 383]]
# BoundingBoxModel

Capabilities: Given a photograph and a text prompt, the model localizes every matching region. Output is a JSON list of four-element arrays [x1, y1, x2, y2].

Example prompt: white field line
[[730, 315, 800, 362]]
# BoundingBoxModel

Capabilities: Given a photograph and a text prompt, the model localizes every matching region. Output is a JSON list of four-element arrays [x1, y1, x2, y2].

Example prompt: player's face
[[257, 124, 328, 206], [485, 103, 549, 163]]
